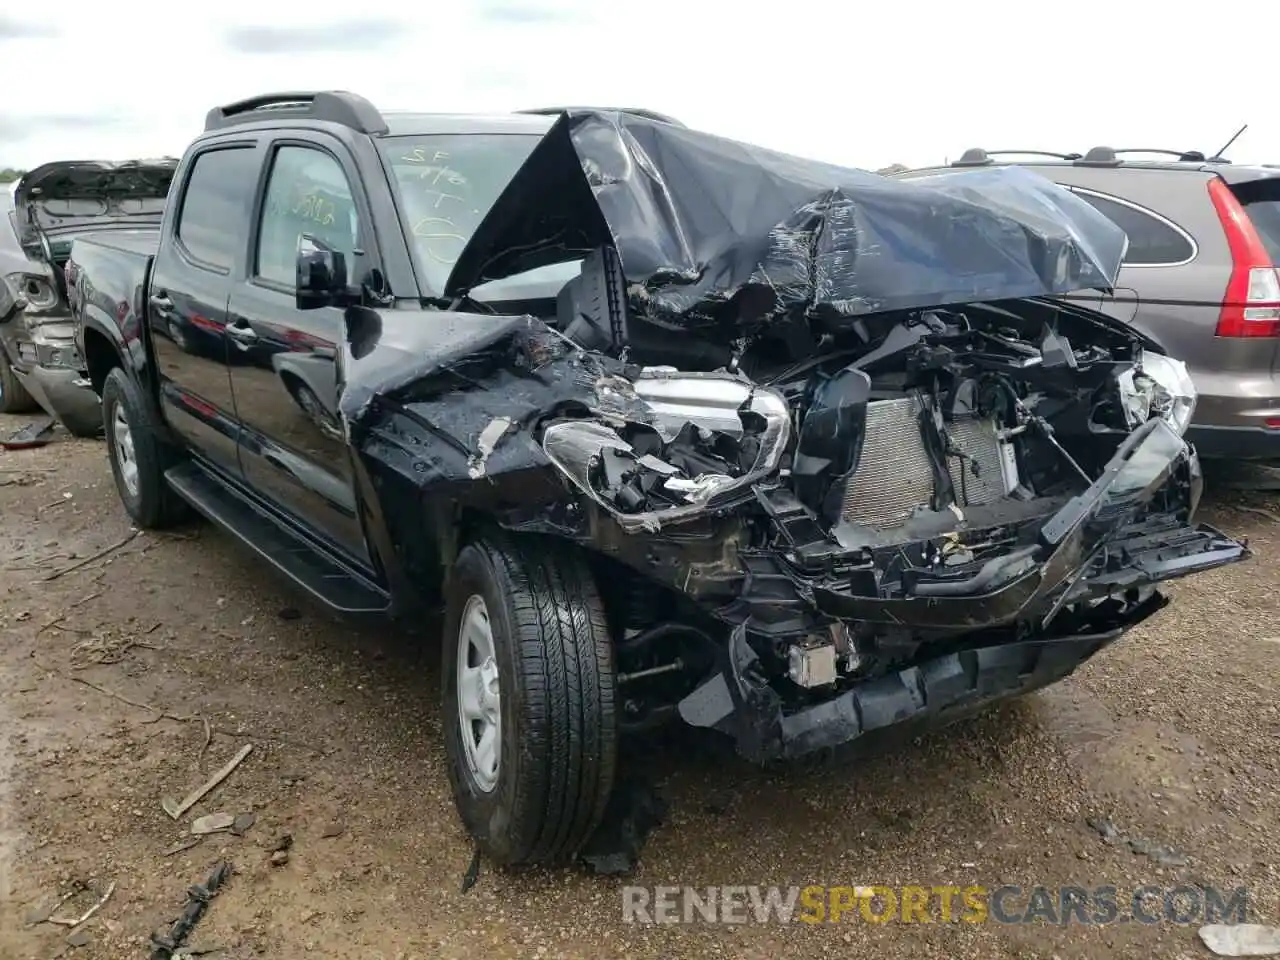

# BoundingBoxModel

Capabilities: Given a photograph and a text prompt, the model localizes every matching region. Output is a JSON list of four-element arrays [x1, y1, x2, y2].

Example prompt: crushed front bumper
[[9, 317, 101, 435], [15, 364, 101, 436], [677, 417, 1249, 762], [681, 590, 1167, 762]]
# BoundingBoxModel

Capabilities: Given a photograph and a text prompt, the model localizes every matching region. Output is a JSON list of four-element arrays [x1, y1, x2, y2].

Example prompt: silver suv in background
[[898, 149, 1280, 461]]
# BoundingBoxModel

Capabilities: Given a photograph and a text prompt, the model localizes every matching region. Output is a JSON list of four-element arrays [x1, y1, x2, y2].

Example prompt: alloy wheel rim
[[112, 404, 139, 498], [456, 593, 501, 792]]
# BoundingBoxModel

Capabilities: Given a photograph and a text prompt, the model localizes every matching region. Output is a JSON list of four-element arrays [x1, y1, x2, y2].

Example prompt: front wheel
[[442, 536, 618, 866]]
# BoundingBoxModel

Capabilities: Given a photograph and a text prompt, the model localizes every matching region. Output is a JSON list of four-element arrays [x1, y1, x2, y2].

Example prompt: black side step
[[165, 461, 390, 615]]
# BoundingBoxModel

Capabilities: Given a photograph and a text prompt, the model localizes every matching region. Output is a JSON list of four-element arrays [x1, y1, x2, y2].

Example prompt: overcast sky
[[1, 0, 1273, 172]]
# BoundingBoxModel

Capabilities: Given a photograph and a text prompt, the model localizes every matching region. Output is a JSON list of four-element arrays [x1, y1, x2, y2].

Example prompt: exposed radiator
[[840, 396, 1013, 527]]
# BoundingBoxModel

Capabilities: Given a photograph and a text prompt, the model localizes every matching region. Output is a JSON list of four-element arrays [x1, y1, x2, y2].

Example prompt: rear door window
[[1231, 179, 1280, 263], [176, 146, 259, 272], [1067, 189, 1196, 266]]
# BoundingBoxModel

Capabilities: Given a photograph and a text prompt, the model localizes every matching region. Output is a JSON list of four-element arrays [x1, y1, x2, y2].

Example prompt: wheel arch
[[82, 325, 121, 396], [276, 368, 305, 402]]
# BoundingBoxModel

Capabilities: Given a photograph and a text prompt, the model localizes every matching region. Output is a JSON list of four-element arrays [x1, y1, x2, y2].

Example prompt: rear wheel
[[101, 367, 191, 529], [442, 536, 617, 866], [0, 349, 37, 414]]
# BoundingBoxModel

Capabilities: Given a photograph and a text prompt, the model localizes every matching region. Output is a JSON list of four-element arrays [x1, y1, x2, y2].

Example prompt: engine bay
[[532, 246, 1192, 556]]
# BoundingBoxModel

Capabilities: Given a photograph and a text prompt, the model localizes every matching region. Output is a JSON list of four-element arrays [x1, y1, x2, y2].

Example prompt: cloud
[[0, 15, 57, 39], [475, 4, 576, 25], [5, 0, 1280, 175], [462, 68, 525, 93], [223, 19, 406, 53], [0, 114, 126, 144]]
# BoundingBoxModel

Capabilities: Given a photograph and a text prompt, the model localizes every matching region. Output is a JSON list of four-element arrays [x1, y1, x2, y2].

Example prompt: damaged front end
[[350, 110, 1248, 762], [3, 159, 176, 432]]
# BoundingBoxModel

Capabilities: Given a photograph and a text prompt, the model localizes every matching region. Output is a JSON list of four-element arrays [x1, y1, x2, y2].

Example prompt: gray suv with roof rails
[[897, 147, 1280, 462]]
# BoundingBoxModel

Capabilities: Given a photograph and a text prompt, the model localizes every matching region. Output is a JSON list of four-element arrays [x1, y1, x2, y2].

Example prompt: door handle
[[149, 292, 173, 312], [226, 322, 259, 344]]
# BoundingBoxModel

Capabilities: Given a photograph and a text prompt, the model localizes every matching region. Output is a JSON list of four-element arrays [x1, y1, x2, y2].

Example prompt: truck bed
[[75, 228, 161, 259], [67, 229, 159, 369], [68, 228, 158, 322]]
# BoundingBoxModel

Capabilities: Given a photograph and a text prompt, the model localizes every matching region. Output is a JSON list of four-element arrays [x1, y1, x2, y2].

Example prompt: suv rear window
[[1068, 190, 1195, 266], [1232, 180, 1280, 263]]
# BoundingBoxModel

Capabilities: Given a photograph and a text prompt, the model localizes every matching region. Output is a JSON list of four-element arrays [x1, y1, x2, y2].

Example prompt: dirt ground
[[1, 414, 1278, 960]]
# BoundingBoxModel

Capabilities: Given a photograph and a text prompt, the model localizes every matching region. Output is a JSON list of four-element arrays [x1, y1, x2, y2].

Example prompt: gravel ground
[[0, 415, 1277, 960]]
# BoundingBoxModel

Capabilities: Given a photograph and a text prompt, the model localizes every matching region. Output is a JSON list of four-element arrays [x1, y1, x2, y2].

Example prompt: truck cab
[[73, 95, 570, 607]]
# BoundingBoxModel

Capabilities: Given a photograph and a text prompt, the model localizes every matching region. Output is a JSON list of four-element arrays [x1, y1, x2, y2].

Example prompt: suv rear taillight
[[1208, 177, 1280, 337]]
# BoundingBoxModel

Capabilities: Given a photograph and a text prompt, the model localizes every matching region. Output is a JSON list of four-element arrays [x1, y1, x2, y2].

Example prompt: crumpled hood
[[443, 111, 1128, 329], [13, 159, 178, 246]]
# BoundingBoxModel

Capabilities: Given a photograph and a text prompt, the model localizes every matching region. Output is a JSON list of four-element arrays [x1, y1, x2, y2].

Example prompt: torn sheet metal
[[442, 111, 1128, 329], [338, 308, 540, 426], [468, 417, 515, 478]]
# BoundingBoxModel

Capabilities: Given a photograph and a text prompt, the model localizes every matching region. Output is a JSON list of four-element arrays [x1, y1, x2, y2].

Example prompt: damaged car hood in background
[[13, 159, 178, 246], [442, 111, 1129, 329]]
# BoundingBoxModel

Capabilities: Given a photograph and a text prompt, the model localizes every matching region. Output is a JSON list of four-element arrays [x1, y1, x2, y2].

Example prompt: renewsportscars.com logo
[[621, 884, 1250, 926]]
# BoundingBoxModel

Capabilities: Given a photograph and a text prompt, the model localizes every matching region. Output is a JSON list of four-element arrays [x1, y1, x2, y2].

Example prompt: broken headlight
[[1118, 351, 1196, 436], [543, 376, 791, 531], [5, 272, 58, 313]]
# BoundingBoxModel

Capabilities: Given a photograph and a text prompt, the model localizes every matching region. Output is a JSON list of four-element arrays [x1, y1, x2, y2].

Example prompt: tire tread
[[446, 534, 617, 865]]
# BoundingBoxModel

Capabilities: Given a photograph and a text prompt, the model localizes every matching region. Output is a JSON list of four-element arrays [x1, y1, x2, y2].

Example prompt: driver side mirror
[[296, 234, 350, 311]]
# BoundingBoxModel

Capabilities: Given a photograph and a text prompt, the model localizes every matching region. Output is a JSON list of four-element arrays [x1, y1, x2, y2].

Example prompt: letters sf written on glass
[[400, 148, 469, 265]]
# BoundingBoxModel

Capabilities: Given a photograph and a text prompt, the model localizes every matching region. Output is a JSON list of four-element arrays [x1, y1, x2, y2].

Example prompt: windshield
[[381, 133, 582, 299]]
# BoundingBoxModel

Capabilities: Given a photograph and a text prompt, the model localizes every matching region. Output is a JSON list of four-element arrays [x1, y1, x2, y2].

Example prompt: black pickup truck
[[67, 91, 1247, 867]]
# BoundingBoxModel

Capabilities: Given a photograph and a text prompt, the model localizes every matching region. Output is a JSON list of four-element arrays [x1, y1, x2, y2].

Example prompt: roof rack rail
[[1111, 148, 1224, 162], [1076, 147, 1228, 166], [516, 106, 686, 127], [950, 148, 1084, 167], [204, 91, 388, 135], [1076, 146, 1122, 166]]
